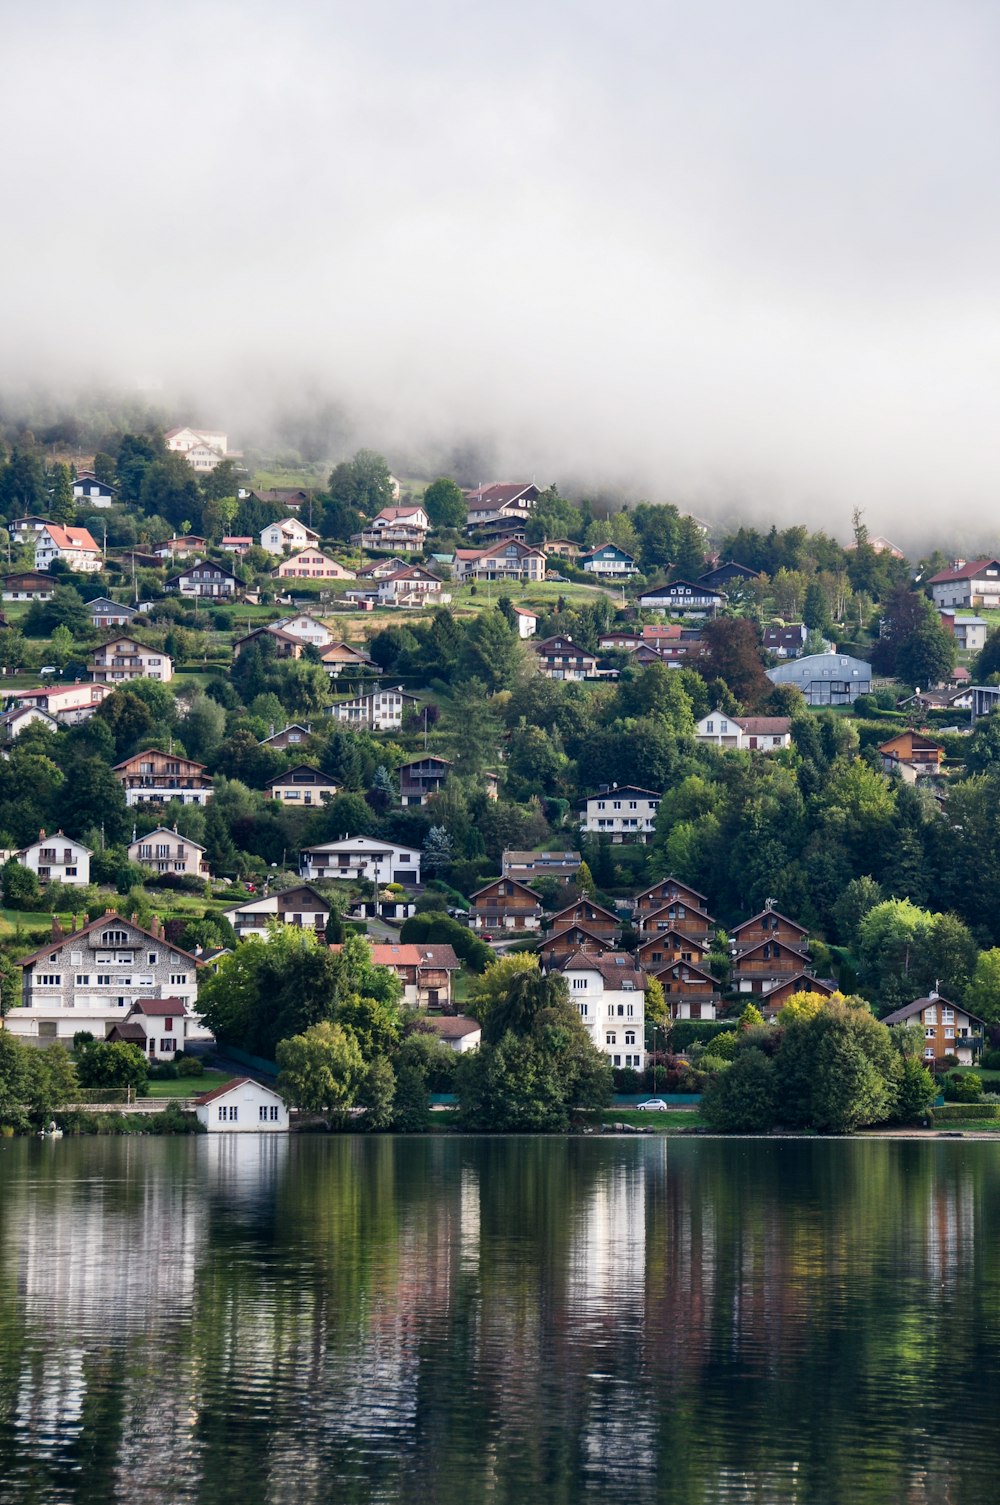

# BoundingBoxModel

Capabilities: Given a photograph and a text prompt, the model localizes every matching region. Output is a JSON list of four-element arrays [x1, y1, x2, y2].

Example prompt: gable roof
[[881, 996, 987, 1028], [579, 543, 636, 562], [87, 596, 137, 615], [226, 883, 330, 916], [265, 764, 339, 787], [731, 910, 808, 938], [653, 958, 718, 986], [635, 876, 709, 904], [538, 922, 610, 951], [927, 559, 1000, 585], [547, 898, 620, 927], [733, 716, 791, 735], [19, 910, 200, 968], [465, 483, 538, 508], [641, 579, 726, 598], [131, 997, 188, 1017], [43, 524, 99, 552], [195, 1077, 285, 1107], [732, 937, 807, 964], [166, 561, 239, 583], [470, 877, 540, 902], [129, 827, 206, 851], [636, 928, 709, 953], [561, 950, 646, 987], [579, 784, 661, 804], [113, 748, 207, 772], [419, 1015, 481, 1041]]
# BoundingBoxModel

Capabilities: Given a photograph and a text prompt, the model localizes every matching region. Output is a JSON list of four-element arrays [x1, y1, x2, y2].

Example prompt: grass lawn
[[587, 1108, 704, 1132], [142, 1070, 235, 1099]]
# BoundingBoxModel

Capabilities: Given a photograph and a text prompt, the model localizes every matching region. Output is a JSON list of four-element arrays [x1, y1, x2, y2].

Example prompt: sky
[[3, 0, 999, 539]]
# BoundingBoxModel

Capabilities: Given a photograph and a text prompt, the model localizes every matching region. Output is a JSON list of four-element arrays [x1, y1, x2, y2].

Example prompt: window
[[75, 974, 90, 986], [38, 974, 61, 987], [944, 1027, 955, 1039], [625, 1031, 636, 1046], [941, 1008, 955, 1023], [578, 1003, 588, 1018], [924, 1048, 935, 1060], [160, 1038, 175, 1052], [169, 973, 188, 986], [101, 929, 129, 947], [571, 977, 586, 991], [269, 1105, 279, 1121], [606, 1032, 617, 1046], [259, 1104, 269, 1122]]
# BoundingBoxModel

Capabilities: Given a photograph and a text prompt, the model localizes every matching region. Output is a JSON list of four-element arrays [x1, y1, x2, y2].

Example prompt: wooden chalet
[[730, 910, 808, 958], [639, 900, 714, 941], [469, 877, 544, 934], [538, 923, 612, 968], [731, 937, 812, 995], [878, 730, 945, 775], [547, 898, 620, 940], [652, 959, 720, 1020], [635, 929, 709, 970], [634, 877, 710, 917], [760, 973, 836, 1019]]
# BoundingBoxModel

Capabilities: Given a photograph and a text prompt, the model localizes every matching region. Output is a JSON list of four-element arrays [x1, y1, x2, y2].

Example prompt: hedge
[[933, 1103, 1000, 1122]]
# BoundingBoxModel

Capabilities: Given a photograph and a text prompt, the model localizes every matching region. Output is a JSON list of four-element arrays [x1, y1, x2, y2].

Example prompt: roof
[[87, 596, 137, 614], [398, 754, 452, 770], [881, 996, 987, 1028], [113, 748, 207, 772], [265, 764, 339, 787], [561, 951, 646, 987], [733, 717, 791, 735], [539, 923, 610, 950], [108, 1022, 147, 1043], [166, 562, 239, 582], [129, 827, 206, 851], [731, 910, 808, 937], [19, 910, 200, 968], [636, 928, 708, 951], [927, 559, 1000, 585], [420, 1015, 481, 1040], [579, 785, 661, 803], [131, 997, 188, 1017], [653, 959, 717, 986], [374, 506, 425, 522], [368, 943, 461, 970], [465, 483, 537, 507], [470, 877, 541, 902], [635, 876, 709, 903], [641, 579, 726, 598], [548, 899, 620, 925], [195, 1076, 284, 1107], [43, 525, 99, 552]]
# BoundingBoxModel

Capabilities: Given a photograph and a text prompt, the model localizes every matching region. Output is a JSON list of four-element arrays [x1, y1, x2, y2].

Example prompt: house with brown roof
[[638, 900, 715, 943], [730, 937, 812, 995], [763, 623, 808, 658], [878, 730, 945, 780], [759, 973, 836, 1019], [452, 539, 546, 583], [319, 641, 378, 677], [547, 898, 620, 940], [652, 959, 720, 1021], [470, 877, 544, 934], [730, 910, 809, 958], [356, 942, 461, 1010], [195, 1078, 290, 1132], [635, 929, 709, 971], [419, 1015, 482, 1051], [561, 951, 646, 1068], [266, 765, 339, 805], [464, 483, 541, 541], [634, 877, 710, 918], [153, 535, 207, 559], [537, 923, 612, 969], [225, 884, 332, 939], [375, 563, 446, 605], [502, 849, 581, 883], [533, 635, 597, 681], [90, 636, 173, 685], [128, 826, 210, 879], [695, 711, 791, 751], [2, 571, 56, 601], [399, 755, 452, 806], [273, 549, 355, 580], [881, 993, 986, 1067], [928, 559, 1000, 610], [113, 749, 213, 806], [106, 997, 193, 1059], [354, 505, 429, 553]]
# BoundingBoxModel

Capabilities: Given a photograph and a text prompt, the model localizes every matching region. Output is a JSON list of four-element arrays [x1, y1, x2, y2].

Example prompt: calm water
[[0, 1135, 998, 1505]]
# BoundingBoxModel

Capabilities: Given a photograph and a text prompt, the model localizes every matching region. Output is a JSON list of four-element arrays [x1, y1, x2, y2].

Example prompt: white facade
[[299, 836, 422, 885], [259, 518, 319, 555], [271, 614, 335, 648], [72, 475, 116, 507], [579, 787, 660, 843], [562, 955, 646, 1070], [196, 1078, 290, 1132], [18, 832, 91, 886], [90, 637, 173, 684], [166, 426, 228, 455], [15, 683, 110, 723], [128, 828, 210, 878], [34, 525, 102, 573], [513, 608, 537, 639], [329, 686, 418, 730]]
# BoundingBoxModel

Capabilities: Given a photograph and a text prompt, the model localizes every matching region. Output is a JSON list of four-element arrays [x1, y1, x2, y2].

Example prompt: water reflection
[[0, 1137, 999, 1504]]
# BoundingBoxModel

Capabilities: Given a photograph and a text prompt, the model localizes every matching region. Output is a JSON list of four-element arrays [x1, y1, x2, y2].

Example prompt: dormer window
[[101, 929, 129, 947]]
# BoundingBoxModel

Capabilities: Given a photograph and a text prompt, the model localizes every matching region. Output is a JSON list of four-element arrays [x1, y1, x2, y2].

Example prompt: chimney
[[50, 916, 63, 942]]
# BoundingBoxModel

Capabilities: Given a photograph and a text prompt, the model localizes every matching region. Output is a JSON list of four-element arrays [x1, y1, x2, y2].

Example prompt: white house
[[273, 550, 355, 581], [354, 505, 429, 553], [329, 685, 419, 731], [107, 997, 194, 1060], [35, 524, 102, 573], [579, 543, 638, 578], [639, 580, 726, 616], [259, 518, 320, 555], [271, 613, 336, 648], [928, 560, 1000, 610], [265, 765, 339, 805], [938, 612, 989, 653], [375, 564, 446, 604], [299, 836, 422, 885], [72, 472, 116, 507], [419, 1016, 482, 1052], [128, 827, 210, 879], [90, 637, 173, 685], [17, 830, 91, 885], [560, 951, 646, 1070], [512, 607, 538, 639], [578, 786, 661, 843], [452, 540, 547, 583], [224, 884, 331, 940], [165, 426, 229, 456], [0, 705, 58, 741], [695, 712, 792, 751], [15, 683, 110, 724], [195, 1078, 290, 1132]]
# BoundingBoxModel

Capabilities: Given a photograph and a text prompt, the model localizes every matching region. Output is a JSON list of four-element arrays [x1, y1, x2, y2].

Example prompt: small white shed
[[195, 1077, 290, 1132]]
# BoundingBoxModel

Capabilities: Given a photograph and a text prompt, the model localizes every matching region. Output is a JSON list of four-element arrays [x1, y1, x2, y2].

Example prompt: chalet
[[561, 952, 646, 1068], [698, 561, 761, 589], [232, 625, 307, 661], [10, 516, 52, 541], [354, 506, 429, 553], [299, 836, 422, 885], [878, 731, 945, 779], [14, 683, 109, 724], [195, 1078, 290, 1132], [732, 910, 808, 957], [881, 994, 986, 1067], [270, 613, 336, 648], [247, 487, 311, 510], [639, 901, 715, 942], [928, 559, 1000, 610], [653, 959, 720, 1021], [320, 641, 378, 677], [259, 518, 320, 555], [730, 937, 811, 995], [635, 929, 709, 970], [766, 652, 871, 706], [72, 472, 116, 506], [578, 785, 661, 843], [165, 561, 239, 597], [353, 943, 461, 1010], [273, 549, 355, 580], [259, 724, 313, 750], [695, 712, 792, 751], [547, 898, 620, 940], [502, 849, 580, 882], [2, 571, 55, 601], [35, 524, 101, 573], [541, 539, 582, 560], [87, 597, 139, 630], [113, 749, 213, 806], [759, 973, 836, 1019], [356, 557, 403, 580], [330, 686, 418, 731], [533, 635, 598, 681], [8, 911, 202, 1046], [598, 631, 644, 652], [634, 877, 710, 918], [154, 535, 207, 559], [90, 637, 173, 685], [266, 765, 339, 805], [376, 563, 445, 604], [452, 539, 546, 583], [464, 482, 541, 541], [128, 826, 210, 878], [538, 923, 612, 968], [225, 884, 331, 939], [639, 580, 726, 617], [580, 543, 638, 578], [17, 831, 91, 886], [399, 755, 451, 806], [763, 623, 808, 658], [470, 877, 544, 933], [419, 1015, 482, 1052]]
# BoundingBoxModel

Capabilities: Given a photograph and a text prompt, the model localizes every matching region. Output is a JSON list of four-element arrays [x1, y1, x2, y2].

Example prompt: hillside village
[[1, 416, 1000, 1130]]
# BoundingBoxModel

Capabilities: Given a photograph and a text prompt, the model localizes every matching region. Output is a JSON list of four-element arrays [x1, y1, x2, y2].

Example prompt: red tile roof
[[132, 997, 188, 1017], [927, 559, 1000, 584]]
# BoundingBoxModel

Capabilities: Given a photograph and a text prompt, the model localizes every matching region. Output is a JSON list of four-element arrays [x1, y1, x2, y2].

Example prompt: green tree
[[896, 615, 957, 688], [803, 579, 831, 632], [276, 1020, 364, 1120], [75, 1040, 149, 1091], [893, 1055, 936, 1123], [422, 477, 466, 529], [965, 948, 1000, 1024], [327, 449, 395, 518], [460, 612, 525, 694], [2, 858, 40, 910], [0, 1032, 33, 1130], [357, 1057, 396, 1129], [47, 463, 76, 524], [700, 1048, 777, 1132], [392, 1061, 432, 1130]]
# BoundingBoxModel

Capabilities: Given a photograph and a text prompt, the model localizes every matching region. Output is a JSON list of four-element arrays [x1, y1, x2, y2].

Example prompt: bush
[[984, 1049, 1000, 1072], [932, 1102, 1000, 1122], [612, 1067, 643, 1093], [174, 1053, 205, 1077], [147, 1061, 179, 1081], [148, 873, 206, 893], [943, 1072, 984, 1102]]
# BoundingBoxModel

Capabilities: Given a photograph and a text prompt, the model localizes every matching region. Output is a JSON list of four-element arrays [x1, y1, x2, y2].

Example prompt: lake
[[0, 1134, 998, 1505]]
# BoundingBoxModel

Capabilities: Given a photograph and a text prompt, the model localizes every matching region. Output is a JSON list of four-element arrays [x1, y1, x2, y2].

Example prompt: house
[[578, 785, 661, 843], [469, 877, 544, 933], [376, 563, 446, 605], [14, 683, 110, 724], [113, 749, 213, 806], [464, 483, 541, 540], [299, 836, 422, 885], [258, 723, 313, 751], [847, 534, 905, 559], [225, 884, 331, 940], [561, 951, 646, 1068], [635, 929, 709, 971], [233, 625, 309, 660], [766, 652, 871, 706], [698, 561, 761, 590], [128, 826, 210, 878], [0, 705, 58, 741], [541, 539, 582, 560], [330, 685, 419, 731], [938, 612, 989, 653], [452, 539, 547, 583], [354, 505, 429, 553], [270, 613, 336, 649], [90, 637, 173, 685], [2, 571, 55, 601], [639, 900, 715, 942], [265, 765, 339, 805], [195, 1078, 290, 1132], [598, 631, 644, 652], [87, 597, 139, 630], [547, 898, 620, 940], [399, 755, 451, 806], [220, 536, 254, 554], [763, 623, 808, 658], [634, 877, 711, 918], [35, 524, 102, 573], [731, 910, 809, 959], [653, 959, 720, 1021], [356, 557, 404, 581], [320, 641, 378, 677], [695, 712, 792, 751], [502, 849, 581, 883], [882, 994, 986, 1067], [759, 973, 836, 1019], [247, 487, 311, 510], [927, 560, 1000, 610], [347, 943, 461, 1010], [165, 561, 239, 598], [878, 731, 945, 778], [730, 937, 811, 995], [72, 472, 116, 507], [9, 515, 52, 542], [8, 910, 202, 1046], [273, 549, 355, 581], [165, 426, 228, 456], [580, 543, 638, 578], [537, 923, 612, 969], [512, 607, 538, 639], [533, 635, 598, 681], [639, 580, 726, 616], [259, 518, 321, 555], [17, 830, 91, 885], [419, 1015, 482, 1052], [154, 535, 207, 560], [106, 997, 194, 1060]]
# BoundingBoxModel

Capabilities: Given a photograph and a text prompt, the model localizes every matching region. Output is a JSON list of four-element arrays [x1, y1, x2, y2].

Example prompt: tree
[[700, 618, 770, 706], [47, 463, 76, 524], [965, 949, 1000, 1024], [197, 926, 342, 1057], [276, 1021, 364, 1120], [895, 615, 957, 688], [893, 1055, 936, 1123], [75, 1040, 149, 1091], [700, 1048, 776, 1132], [460, 612, 525, 694], [422, 477, 466, 529], [0, 1032, 33, 1130], [422, 825, 454, 874], [392, 1061, 432, 1130], [357, 1057, 396, 1129], [467, 953, 548, 1024], [327, 449, 395, 518], [832, 876, 883, 947], [776, 990, 836, 1026], [803, 579, 831, 633], [974, 628, 1000, 683], [2, 858, 39, 910]]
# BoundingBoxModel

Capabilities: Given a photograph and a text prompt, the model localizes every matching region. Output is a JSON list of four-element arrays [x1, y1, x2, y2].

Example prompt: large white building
[[561, 951, 646, 1070], [34, 524, 102, 573], [329, 685, 419, 731], [128, 827, 210, 879], [766, 653, 871, 706], [578, 785, 661, 843], [694, 712, 792, 751], [90, 637, 173, 685], [927, 559, 1000, 610], [299, 835, 422, 886], [17, 831, 91, 886]]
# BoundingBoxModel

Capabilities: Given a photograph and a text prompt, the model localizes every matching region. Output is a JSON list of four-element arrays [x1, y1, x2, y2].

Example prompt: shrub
[[984, 1049, 1000, 1072], [613, 1067, 643, 1093], [147, 1061, 179, 1081], [933, 1102, 1000, 1122], [174, 1054, 205, 1077], [943, 1072, 984, 1102]]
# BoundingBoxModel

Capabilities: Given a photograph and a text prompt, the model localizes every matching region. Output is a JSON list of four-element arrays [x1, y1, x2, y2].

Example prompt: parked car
[[636, 1098, 669, 1112]]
